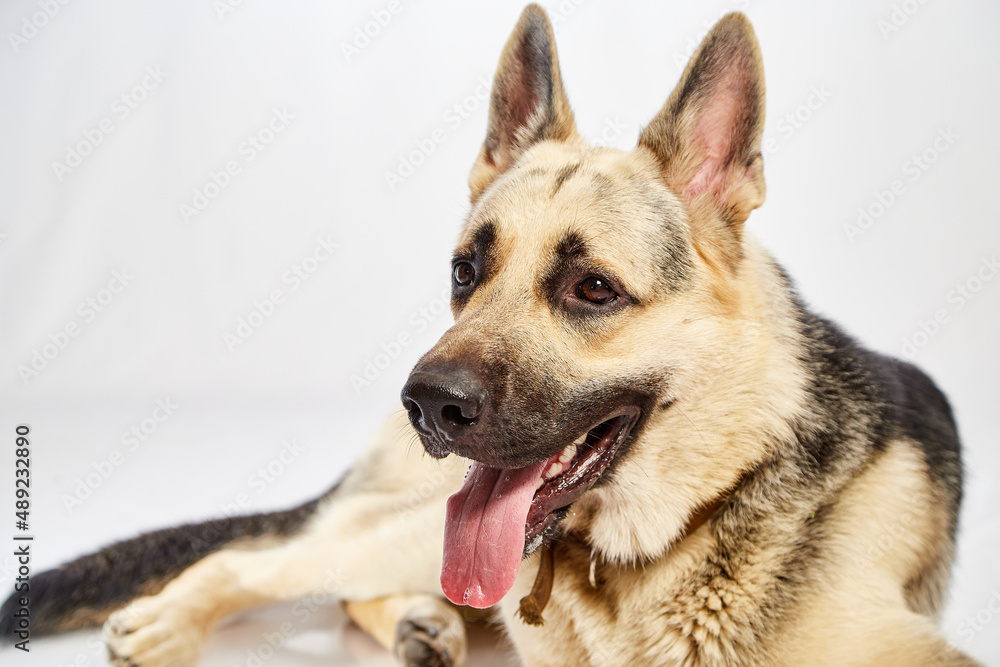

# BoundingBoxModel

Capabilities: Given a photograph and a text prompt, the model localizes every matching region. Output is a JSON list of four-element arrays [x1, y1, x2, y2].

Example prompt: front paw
[[394, 607, 466, 667], [102, 596, 207, 667]]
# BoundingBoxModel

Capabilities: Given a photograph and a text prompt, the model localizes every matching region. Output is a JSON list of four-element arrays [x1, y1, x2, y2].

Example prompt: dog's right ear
[[468, 4, 578, 202]]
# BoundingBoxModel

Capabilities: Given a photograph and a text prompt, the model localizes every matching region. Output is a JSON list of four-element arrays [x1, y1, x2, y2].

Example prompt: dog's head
[[402, 5, 771, 608]]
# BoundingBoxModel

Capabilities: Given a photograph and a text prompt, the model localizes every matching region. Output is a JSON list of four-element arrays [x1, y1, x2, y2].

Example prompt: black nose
[[401, 368, 487, 454]]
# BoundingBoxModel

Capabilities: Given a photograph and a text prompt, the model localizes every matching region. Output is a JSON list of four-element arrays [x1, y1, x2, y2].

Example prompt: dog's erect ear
[[468, 4, 578, 202], [639, 13, 765, 233]]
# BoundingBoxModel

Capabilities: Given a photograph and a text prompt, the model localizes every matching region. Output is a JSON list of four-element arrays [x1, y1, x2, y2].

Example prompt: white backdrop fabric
[[1, 0, 998, 665]]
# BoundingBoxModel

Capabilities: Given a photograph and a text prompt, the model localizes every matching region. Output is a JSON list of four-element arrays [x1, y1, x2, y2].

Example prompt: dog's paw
[[102, 596, 207, 667], [394, 608, 466, 667]]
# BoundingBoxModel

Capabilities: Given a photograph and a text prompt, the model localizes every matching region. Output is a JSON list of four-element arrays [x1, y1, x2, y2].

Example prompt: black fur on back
[[870, 354, 963, 535], [0, 487, 335, 641], [702, 285, 964, 658]]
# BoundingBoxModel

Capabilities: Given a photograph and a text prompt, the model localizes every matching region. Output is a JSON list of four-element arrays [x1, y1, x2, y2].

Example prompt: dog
[[0, 5, 978, 666]]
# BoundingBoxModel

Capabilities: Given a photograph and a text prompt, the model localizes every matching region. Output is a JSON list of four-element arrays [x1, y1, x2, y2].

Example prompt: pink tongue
[[442, 460, 548, 608]]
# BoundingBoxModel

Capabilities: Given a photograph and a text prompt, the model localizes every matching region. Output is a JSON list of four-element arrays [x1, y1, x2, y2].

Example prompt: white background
[[1, 0, 998, 665]]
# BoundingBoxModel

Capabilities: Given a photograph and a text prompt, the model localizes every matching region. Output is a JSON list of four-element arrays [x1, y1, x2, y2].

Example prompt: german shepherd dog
[[1, 5, 977, 666]]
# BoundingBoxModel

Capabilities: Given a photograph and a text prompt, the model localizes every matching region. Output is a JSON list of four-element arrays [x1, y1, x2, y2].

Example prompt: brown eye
[[578, 277, 616, 304], [453, 261, 475, 286]]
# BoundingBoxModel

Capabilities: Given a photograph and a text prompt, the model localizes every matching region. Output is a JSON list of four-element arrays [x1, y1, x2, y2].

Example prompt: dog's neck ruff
[[516, 491, 730, 626]]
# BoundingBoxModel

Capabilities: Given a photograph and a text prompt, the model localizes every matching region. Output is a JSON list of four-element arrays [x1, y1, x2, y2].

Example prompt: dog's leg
[[345, 594, 467, 667], [102, 417, 468, 667], [102, 491, 454, 666]]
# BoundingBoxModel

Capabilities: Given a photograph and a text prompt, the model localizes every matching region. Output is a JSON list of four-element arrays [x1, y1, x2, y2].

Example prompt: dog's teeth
[[559, 443, 577, 464], [545, 462, 563, 479], [573, 433, 587, 446], [536, 476, 544, 490]]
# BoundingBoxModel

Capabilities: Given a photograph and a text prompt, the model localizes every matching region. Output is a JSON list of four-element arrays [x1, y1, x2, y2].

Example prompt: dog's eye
[[577, 277, 616, 304], [453, 261, 475, 286]]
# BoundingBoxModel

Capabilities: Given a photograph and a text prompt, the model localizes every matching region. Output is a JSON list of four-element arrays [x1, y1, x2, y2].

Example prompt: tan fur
[[346, 594, 467, 666], [80, 6, 975, 667], [770, 440, 964, 666], [102, 412, 471, 666], [500, 439, 964, 667]]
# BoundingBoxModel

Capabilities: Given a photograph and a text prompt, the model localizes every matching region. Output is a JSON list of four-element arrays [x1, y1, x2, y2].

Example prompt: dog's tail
[[0, 489, 332, 642]]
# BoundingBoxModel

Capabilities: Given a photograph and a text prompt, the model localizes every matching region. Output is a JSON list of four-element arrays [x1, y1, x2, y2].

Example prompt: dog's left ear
[[469, 4, 578, 202], [639, 13, 765, 237]]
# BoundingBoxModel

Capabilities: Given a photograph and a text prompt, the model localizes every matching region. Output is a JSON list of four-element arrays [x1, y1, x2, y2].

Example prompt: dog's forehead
[[460, 143, 690, 293]]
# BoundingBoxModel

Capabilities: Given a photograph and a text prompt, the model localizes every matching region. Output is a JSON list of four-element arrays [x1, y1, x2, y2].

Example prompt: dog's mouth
[[524, 412, 639, 548], [441, 409, 639, 609]]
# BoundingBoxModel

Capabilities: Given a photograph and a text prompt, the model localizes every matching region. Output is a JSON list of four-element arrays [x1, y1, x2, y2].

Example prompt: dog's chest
[[501, 534, 750, 666]]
